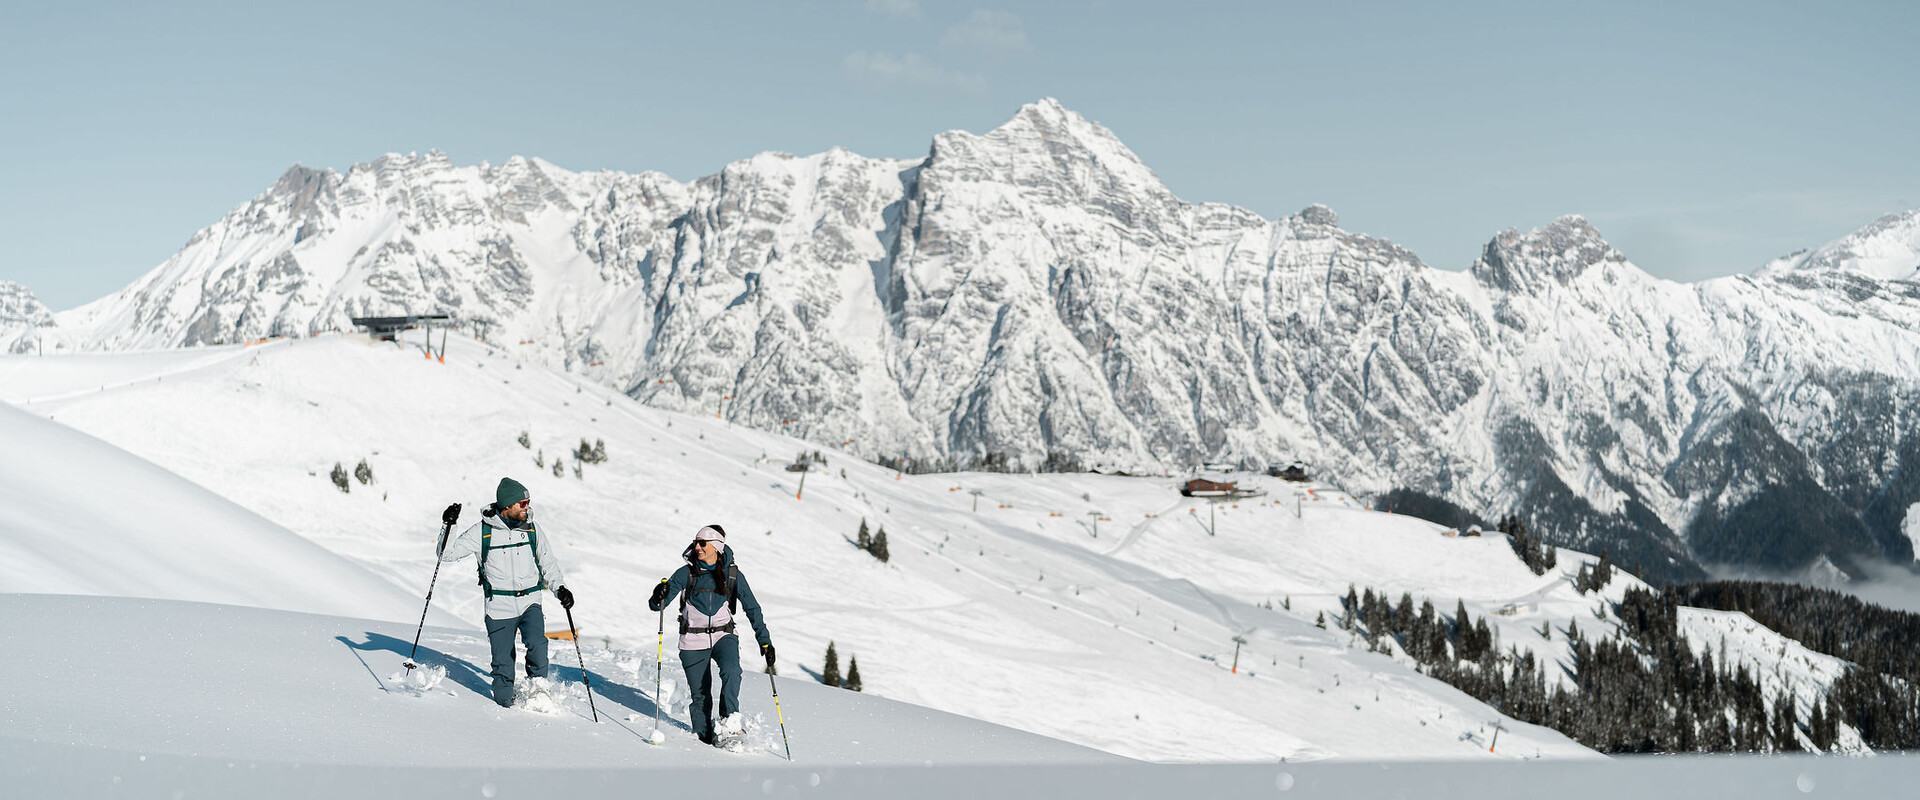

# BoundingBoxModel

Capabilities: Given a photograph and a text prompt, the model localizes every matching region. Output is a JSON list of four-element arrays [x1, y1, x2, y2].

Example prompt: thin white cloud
[[940, 10, 1031, 55], [866, 0, 921, 18], [842, 51, 988, 94]]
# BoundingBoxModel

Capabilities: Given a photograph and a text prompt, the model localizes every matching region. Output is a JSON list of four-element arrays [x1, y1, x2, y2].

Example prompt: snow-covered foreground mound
[[0, 593, 1107, 768], [0, 396, 457, 626], [7, 594, 1917, 799], [3, 335, 1600, 761]]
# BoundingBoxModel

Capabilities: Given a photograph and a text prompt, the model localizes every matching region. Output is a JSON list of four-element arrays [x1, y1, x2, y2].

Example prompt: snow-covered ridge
[[1763, 208, 1920, 282], [24, 100, 1920, 582]]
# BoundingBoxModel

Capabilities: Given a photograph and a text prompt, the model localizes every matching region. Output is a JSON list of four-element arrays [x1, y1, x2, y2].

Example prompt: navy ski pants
[[485, 604, 549, 707], [679, 634, 741, 736]]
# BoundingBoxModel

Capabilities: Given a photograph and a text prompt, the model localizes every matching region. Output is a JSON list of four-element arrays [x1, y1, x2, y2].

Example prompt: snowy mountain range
[[14, 99, 1920, 583]]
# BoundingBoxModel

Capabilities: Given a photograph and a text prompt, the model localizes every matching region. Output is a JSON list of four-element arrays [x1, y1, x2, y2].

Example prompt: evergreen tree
[[1343, 585, 1360, 631], [1575, 562, 1593, 593], [330, 462, 350, 493], [870, 529, 891, 562], [844, 656, 863, 692], [1773, 690, 1801, 752], [822, 641, 842, 687], [1412, 600, 1438, 660], [1594, 550, 1614, 590], [353, 458, 373, 485], [1806, 698, 1828, 752], [857, 519, 871, 550]]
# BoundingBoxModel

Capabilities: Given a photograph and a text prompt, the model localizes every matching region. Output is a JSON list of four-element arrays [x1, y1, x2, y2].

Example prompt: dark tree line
[[1670, 580, 1920, 749], [1668, 581, 1920, 682], [1341, 583, 1868, 753]]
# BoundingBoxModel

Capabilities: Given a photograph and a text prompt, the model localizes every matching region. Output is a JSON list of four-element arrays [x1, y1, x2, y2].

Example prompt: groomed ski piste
[[4, 334, 1918, 798]]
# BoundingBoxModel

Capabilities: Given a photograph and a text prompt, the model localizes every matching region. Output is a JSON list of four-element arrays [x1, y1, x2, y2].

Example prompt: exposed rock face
[[42, 99, 1920, 583], [1, 281, 55, 353]]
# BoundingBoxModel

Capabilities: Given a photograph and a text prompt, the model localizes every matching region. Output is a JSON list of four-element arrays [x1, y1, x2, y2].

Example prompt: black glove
[[441, 503, 462, 527], [649, 581, 670, 607], [761, 643, 776, 668], [556, 585, 574, 609]]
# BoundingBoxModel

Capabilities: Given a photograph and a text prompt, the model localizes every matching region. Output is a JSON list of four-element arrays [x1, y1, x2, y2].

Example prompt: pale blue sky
[[4, 0, 1915, 310]]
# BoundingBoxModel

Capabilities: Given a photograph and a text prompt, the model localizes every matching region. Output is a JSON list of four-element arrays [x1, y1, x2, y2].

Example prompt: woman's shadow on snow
[[565, 664, 691, 735], [336, 631, 689, 734], [337, 632, 493, 698]]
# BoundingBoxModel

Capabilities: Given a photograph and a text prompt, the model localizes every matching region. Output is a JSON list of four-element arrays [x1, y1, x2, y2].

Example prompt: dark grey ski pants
[[485, 604, 549, 707], [679, 634, 741, 737]]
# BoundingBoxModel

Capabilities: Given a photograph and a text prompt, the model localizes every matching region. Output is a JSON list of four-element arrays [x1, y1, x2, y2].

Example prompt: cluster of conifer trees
[[1340, 582, 1869, 752], [855, 519, 890, 563], [1669, 580, 1920, 749], [820, 640, 862, 692], [1498, 515, 1556, 575]]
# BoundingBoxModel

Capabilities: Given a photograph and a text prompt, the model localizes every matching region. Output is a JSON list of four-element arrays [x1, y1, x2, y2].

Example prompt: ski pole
[[649, 580, 667, 745], [563, 604, 600, 722], [403, 516, 455, 672], [768, 671, 793, 761]]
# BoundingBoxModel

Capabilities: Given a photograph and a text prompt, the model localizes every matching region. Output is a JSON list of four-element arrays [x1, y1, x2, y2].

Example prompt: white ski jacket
[[438, 512, 568, 620]]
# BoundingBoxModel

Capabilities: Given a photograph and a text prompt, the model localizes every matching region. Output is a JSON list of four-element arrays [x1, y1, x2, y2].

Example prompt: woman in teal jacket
[[649, 524, 774, 745]]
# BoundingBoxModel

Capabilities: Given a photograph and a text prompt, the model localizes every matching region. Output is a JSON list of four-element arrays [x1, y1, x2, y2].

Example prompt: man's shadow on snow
[[337, 632, 493, 698]]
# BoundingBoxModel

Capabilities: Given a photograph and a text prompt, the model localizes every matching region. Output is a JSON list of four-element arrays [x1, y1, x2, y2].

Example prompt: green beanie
[[495, 477, 529, 509]]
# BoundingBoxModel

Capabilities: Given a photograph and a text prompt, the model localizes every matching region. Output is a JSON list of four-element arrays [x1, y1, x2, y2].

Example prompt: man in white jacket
[[439, 477, 573, 707]]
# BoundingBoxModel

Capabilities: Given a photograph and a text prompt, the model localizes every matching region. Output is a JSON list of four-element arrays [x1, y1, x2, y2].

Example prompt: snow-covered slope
[[1, 593, 1107, 767], [2, 335, 1594, 762], [0, 391, 458, 626], [1763, 209, 1920, 282], [9, 596, 1912, 799], [28, 100, 1920, 583]]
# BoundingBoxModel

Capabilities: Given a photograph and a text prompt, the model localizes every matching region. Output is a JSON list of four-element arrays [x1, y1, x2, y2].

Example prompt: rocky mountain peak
[[0, 281, 54, 328], [918, 98, 1175, 229], [270, 164, 341, 223], [1472, 214, 1624, 292], [1293, 204, 1339, 227]]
